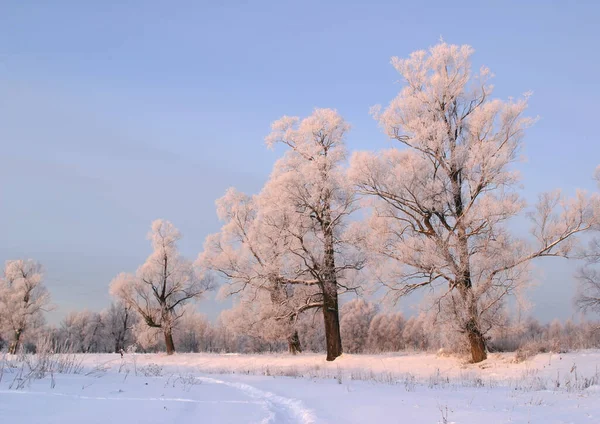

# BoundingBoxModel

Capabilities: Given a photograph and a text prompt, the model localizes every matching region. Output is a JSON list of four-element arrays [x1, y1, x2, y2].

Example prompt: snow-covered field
[[2, 351, 599, 423]]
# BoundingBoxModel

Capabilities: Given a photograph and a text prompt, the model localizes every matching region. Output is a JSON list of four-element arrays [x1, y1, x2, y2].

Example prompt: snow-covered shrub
[[515, 340, 551, 363], [139, 363, 163, 377]]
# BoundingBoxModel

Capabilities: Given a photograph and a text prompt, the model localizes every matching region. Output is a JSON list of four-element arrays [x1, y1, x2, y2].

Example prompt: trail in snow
[[0, 374, 317, 424], [197, 376, 316, 424], [0, 389, 263, 404]]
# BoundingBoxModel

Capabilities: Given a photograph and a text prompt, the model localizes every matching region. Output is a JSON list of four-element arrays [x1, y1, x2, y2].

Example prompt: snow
[[1, 351, 599, 423]]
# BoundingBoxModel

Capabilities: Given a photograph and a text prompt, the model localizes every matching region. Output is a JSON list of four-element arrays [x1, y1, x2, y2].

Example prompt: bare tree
[[102, 302, 137, 353], [59, 310, 105, 352], [173, 304, 211, 353], [0, 260, 51, 354], [110, 220, 213, 355], [350, 42, 599, 362]]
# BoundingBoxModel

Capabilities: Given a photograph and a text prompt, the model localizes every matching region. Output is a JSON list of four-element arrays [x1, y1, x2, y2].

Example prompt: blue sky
[[1, 1, 599, 324]]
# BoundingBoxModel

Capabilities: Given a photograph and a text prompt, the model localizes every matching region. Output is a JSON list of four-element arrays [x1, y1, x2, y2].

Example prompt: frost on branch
[[349, 42, 598, 363]]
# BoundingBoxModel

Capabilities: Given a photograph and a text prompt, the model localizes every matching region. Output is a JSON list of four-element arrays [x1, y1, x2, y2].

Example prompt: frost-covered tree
[[547, 319, 563, 350], [59, 310, 105, 352], [0, 260, 51, 354], [349, 42, 599, 362], [201, 109, 363, 361], [261, 108, 364, 360], [402, 314, 429, 351], [210, 315, 239, 353], [219, 289, 303, 353], [101, 302, 137, 353], [173, 304, 211, 352], [340, 299, 378, 353], [522, 316, 545, 342], [110, 220, 213, 355], [367, 311, 405, 352], [576, 166, 600, 314], [295, 312, 327, 352], [199, 188, 318, 354]]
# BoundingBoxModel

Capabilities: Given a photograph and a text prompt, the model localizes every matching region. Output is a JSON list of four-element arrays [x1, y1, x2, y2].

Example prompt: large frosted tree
[[262, 109, 364, 360], [0, 259, 51, 354], [110, 220, 213, 355], [201, 109, 363, 361], [349, 43, 598, 362]]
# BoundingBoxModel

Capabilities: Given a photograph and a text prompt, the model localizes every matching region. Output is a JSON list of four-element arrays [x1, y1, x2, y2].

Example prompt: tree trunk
[[321, 204, 343, 361], [117, 309, 129, 353], [164, 329, 175, 355], [9, 329, 22, 355], [461, 284, 487, 363], [287, 330, 302, 355], [466, 317, 487, 362], [322, 285, 342, 361], [115, 334, 124, 353], [451, 170, 487, 363]]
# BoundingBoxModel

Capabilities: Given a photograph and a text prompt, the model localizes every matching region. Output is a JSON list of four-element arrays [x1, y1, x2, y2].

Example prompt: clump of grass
[[4, 336, 84, 390]]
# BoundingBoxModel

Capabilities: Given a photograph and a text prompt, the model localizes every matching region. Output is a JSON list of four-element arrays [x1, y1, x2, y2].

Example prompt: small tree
[[59, 310, 105, 353], [402, 314, 429, 351], [340, 299, 378, 353], [102, 302, 137, 353], [173, 304, 211, 353], [367, 312, 405, 352], [350, 42, 598, 362], [219, 289, 307, 354], [0, 260, 51, 354], [110, 220, 213, 355]]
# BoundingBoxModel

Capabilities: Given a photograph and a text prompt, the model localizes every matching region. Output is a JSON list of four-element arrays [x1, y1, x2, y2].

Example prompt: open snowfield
[[2, 351, 600, 423]]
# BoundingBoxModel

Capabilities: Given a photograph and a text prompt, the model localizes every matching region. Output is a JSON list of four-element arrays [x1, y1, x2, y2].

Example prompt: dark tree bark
[[287, 330, 302, 355], [164, 329, 175, 355], [322, 287, 342, 361], [466, 317, 487, 362], [321, 211, 343, 361]]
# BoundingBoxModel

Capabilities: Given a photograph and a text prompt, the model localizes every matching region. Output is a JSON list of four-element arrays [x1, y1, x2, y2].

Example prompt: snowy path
[[0, 372, 315, 424], [198, 376, 315, 424]]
